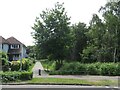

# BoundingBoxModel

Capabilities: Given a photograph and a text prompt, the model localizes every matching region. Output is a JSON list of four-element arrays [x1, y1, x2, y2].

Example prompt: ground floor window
[[13, 54, 20, 60]]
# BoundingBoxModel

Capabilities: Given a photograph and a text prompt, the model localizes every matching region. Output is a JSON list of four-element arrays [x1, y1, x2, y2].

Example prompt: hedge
[[10, 58, 31, 71], [0, 71, 33, 83], [0, 51, 9, 71], [49, 62, 120, 76]]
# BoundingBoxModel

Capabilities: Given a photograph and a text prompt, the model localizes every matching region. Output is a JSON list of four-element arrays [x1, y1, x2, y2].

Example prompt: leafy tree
[[32, 2, 71, 69], [82, 1, 120, 63], [100, 1, 120, 62], [26, 45, 36, 59], [70, 22, 88, 61], [82, 14, 106, 63]]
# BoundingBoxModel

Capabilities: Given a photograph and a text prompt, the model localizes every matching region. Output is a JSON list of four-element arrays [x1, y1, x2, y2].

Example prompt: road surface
[[2, 85, 119, 90]]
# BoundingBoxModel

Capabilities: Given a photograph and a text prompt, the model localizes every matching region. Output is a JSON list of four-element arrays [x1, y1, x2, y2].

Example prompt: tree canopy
[[32, 1, 120, 65], [32, 2, 71, 69]]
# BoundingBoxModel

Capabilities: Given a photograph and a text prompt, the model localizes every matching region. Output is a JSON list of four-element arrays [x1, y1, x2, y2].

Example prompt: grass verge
[[26, 77, 118, 86]]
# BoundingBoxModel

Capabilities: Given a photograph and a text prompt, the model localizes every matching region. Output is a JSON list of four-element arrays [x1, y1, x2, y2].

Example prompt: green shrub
[[86, 63, 100, 75], [2, 65, 9, 71], [11, 61, 20, 71], [59, 62, 76, 75], [20, 71, 33, 80], [1, 71, 33, 83], [100, 63, 118, 76], [22, 58, 30, 70], [11, 58, 31, 71], [49, 62, 119, 76], [116, 63, 120, 76], [52, 62, 88, 75], [0, 52, 9, 71], [77, 63, 87, 75]]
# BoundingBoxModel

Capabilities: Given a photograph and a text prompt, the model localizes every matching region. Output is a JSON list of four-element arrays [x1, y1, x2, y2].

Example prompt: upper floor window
[[11, 44, 20, 49]]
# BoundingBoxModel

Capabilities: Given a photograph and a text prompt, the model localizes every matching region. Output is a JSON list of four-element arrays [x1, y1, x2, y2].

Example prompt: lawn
[[26, 77, 118, 86]]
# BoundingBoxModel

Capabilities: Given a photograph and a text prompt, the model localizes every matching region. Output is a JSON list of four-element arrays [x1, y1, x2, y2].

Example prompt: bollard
[[39, 69, 41, 75]]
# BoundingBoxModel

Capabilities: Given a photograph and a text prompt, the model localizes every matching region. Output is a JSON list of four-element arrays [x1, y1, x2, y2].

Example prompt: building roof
[[0, 36, 9, 44], [6, 37, 23, 45]]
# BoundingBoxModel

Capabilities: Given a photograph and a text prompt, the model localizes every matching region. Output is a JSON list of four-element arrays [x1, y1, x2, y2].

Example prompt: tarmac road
[[2, 85, 119, 90]]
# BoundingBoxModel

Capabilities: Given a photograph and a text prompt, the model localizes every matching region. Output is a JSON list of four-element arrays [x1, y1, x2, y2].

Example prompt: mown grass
[[26, 77, 118, 86]]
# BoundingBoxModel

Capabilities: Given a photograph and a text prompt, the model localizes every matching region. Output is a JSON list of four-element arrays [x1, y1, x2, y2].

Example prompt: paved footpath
[[32, 61, 48, 77], [39, 75, 119, 81]]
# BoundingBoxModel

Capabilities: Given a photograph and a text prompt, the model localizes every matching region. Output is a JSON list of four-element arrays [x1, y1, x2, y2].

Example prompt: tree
[[26, 45, 36, 59], [32, 2, 71, 69], [82, 1, 120, 63], [82, 14, 106, 63], [70, 22, 88, 61], [100, 1, 120, 62]]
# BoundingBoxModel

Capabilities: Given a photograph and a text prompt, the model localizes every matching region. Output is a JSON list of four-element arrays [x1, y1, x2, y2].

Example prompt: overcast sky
[[0, 0, 107, 46]]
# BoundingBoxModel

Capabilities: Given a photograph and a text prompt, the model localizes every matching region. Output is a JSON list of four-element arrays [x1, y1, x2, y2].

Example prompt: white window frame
[[11, 44, 20, 49]]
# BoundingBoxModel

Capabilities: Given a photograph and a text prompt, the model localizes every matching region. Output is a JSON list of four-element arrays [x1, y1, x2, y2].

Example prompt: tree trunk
[[113, 47, 116, 63]]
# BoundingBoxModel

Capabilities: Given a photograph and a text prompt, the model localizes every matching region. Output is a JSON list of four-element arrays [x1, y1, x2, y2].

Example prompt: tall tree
[[82, 1, 120, 63], [32, 2, 71, 69], [82, 14, 106, 63], [26, 45, 36, 59], [100, 1, 120, 62], [70, 22, 88, 61]]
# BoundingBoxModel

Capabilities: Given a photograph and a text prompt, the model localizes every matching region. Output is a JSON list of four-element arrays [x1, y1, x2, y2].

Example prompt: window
[[2, 44, 3, 49], [13, 54, 19, 60], [11, 44, 20, 49]]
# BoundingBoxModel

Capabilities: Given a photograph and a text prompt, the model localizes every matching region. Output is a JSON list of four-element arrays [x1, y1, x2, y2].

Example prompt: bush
[[0, 52, 9, 71], [100, 63, 118, 76], [77, 63, 87, 75], [86, 63, 100, 75], [11, 61, 20, 71], [10, 58, 31, 71], [116, 63, 120, 76], [51, 62, 88, 75], [49, 62, 119, 76], [20, 71, 33, 80], [0, 71, 33, 83], [22, 58, 30, 70], [2, 65, 9, 71]]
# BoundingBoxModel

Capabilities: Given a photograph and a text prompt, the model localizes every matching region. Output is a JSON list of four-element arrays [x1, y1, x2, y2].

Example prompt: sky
[[0, 0, 107, 46]]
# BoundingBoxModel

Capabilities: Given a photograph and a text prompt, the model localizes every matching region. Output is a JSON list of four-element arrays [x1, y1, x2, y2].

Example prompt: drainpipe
[[19, 54, 22, 71], [20, 44, 23, 71]]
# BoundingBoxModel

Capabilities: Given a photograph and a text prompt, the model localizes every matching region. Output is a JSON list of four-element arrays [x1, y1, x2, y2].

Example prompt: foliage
[[49, 62, 119, 76], [82, 2, 120, 63], [32, 2, 120, 64], [20, 71, 33, 80], [0, 71, 33, 83], [26, 45, 36, 59], [0, 51, 9, 71], [11, 58, 31, 71], [22, 58, 30, 70], [99, 63, 119, 76], [32, 2, 71, 69], [41, 59, 56, 71], [70, 22, 88, 61], [11, 61, 20, 71]]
